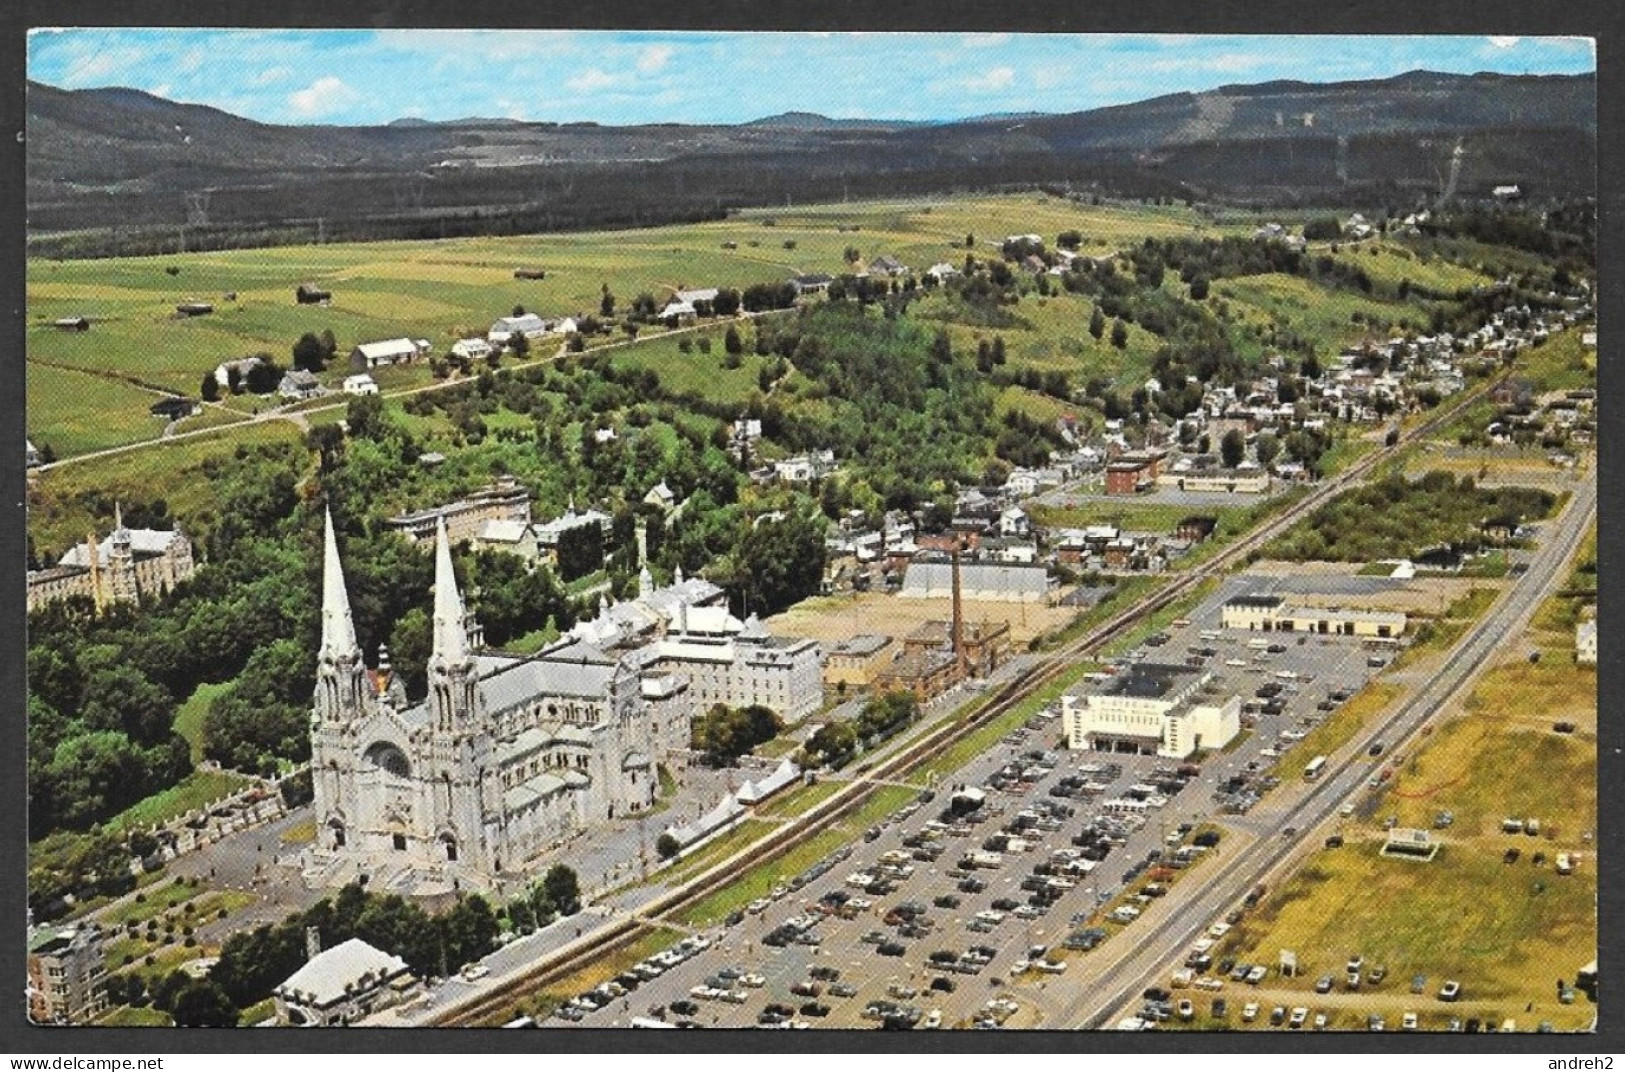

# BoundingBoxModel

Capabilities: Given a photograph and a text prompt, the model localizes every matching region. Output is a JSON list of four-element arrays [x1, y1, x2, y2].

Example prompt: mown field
[[1223, 577, 1597, 1033]]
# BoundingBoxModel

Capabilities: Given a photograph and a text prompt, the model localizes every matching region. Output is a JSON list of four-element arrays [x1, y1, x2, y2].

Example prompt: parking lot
[[537, 573, 1402, 1031]]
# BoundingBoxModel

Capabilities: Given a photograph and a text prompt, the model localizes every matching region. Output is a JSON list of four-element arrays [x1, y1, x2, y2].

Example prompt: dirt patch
[[765, 591, 1078, 649]]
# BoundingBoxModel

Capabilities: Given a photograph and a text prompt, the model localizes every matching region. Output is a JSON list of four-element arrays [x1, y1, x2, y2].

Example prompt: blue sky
[[27, 30, 1596, 126]]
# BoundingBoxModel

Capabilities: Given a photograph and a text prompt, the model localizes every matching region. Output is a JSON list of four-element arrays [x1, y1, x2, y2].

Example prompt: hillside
[[25, 70, 1595, 257]]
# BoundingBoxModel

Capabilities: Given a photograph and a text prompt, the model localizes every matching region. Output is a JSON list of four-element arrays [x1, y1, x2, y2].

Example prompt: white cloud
[[961, 33, 1011, 49], [287, 76, 360, 118], [964, 66, 1015, 91], [1145, 51, 1266, 75], [59, 51, 121, 86], [637, 44, 674, 74], [149, 83, 172, 98], [1487, 36, 1521, 50], [566, 68, 617, 93], [252, 66, 292, 87]]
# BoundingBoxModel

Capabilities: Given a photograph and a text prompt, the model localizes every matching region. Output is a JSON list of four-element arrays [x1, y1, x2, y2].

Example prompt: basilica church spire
[[430, 516, 470, 669], [319, 508, 360, 662]]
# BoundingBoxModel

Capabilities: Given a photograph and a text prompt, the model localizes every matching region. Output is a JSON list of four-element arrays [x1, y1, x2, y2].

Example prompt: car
[[739, 973, 766, 988], [829, 983, 858, 998], [1211, 999, 1228, 1018], [800, 1002, 830, 1018], [1269, 1006, 1286, 1026], [1402, 1012, 1419, 1031], [790, 981, 822, 998], [930, 975, 957, 993], [1368, 741, 1386, 757], [878, 941, 907, 957], [1245, 965, 1268, 985], [933, 894, 962, 909], [1315, 975, 1334, 994], [1368, 965, 1388, 985], [1177, 999, 1195, 1021], [1313, 1012, 1328, 1031], [1241, 1002, 1259, 1022], [958, 877, 987, 894], [670, 999, 699, 1016], [1368, 1015, 1386, 1032], [1289, 1007, 1308, 1029], [860, 930, 887, 945], [809, 966, 841, 982], [922, 1009, 943, 1030], [1438, 980, 1462, 1002]]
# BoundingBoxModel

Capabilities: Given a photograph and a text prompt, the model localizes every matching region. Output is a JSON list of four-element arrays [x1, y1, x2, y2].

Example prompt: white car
[[738, 973, 766, 988], [1242, 1002, 1260, 1022], [923, 1009, 943, 1029], [1402, 1012, 1419, 1031]]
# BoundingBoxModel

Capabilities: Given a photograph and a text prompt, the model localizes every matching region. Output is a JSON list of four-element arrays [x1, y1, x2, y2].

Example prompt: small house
[[295, 283, 331, 305], [52, 316, 90, 332], [487, 314, 549, 343], [175, 301, 214, 317], [868, 255, 908, 277], [450, 337, 494, 363], [278, 369, 324, 401], [274, 937, 415, 1027], [789, 273, 834, 296], [342, 373, 379, 396]]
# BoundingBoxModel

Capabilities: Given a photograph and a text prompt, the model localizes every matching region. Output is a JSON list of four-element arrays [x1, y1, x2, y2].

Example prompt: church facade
[[308, 512, 662, 890]]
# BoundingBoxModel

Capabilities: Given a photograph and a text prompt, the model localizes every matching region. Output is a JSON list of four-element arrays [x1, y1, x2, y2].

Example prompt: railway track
[[431, 376, 1503, 1027]]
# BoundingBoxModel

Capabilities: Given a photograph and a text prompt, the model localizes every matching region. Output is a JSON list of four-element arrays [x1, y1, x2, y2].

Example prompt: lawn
[[1267, 683, 1402, 779], [653, 819, 778, 886], [1213, 273, 1421, 352], [172, 680, 234, 765], [104, 769, 253, 834], [97, 1005, 175, 1027], [606, 334, 770, 406]]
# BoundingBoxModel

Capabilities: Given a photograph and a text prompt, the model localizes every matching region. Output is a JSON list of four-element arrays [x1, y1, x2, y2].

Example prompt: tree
[[655, 833, 680, 860], [1089, 307, 1106, 340], [1255, 431, 1282, 468], [1189, 276, 1210, 301], [170, 980, 238, 1027], [509, 332, 529, 359], [542, 865, 581, 917], [512, 304, 526, 317], [965, 233, 975, 248], [1110, 318, 1129, 349], [387, 607, 432, 702], [243, 356, 281, 395], [200, 373, 220, 403], [292, 332, 328, 373], [844, 246, 861, 264], [345, 393, 387, 441], [1220, 429, 1246, 469], [724, 325, 743, 355], [600, 285, 615, 318]]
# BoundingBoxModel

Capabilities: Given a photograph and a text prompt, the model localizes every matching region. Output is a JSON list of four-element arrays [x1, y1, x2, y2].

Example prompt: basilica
[[306, 511, 668, 891]]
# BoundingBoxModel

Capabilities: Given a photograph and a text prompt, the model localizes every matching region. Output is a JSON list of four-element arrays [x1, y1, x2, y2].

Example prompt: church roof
[[504, 772, 568, 811], [58, 528, 180, 568]]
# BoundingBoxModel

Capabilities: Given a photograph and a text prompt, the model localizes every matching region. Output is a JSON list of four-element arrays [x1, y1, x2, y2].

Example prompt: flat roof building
[[1220, 595, 1406, 639], [1062, 663, 1239, 759]]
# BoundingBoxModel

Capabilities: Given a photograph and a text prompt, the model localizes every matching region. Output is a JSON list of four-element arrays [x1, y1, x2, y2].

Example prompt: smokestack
[[952, 542, 966, 680]]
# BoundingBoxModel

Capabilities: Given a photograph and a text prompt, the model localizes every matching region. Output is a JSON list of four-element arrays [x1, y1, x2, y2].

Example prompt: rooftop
[[1100, 662, 1200, 700]]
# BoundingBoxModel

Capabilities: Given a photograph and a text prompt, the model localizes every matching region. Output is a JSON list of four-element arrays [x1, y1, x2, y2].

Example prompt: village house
[[295, 283, 332, 305], [450, 337, 494, 363], [53, 315, 91, 331], [350, 338, 429, 371], [342, 373, 379, 396], [867, 255, 908, 277], [278, 368, 325, 401], [532, 503, 613, 567], [789, 273, 834, 297], [214, 355, 267, 389]]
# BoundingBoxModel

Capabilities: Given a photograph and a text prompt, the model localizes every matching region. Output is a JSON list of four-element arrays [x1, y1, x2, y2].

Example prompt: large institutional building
[[1062, 663, 1240, 760], [306, 511, 822, 891], [26, 506, 195, 613], [1220, 594, 1407, 638]]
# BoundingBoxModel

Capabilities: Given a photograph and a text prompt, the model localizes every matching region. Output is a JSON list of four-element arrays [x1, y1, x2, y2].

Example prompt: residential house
[[295, 283, 332, 305], [925, 262, 961, 283], [342, 373, 379, 396], [867, 255, 908, 277], [214, 355, 267, 389], [175, 301, 214, 317], [278, 369, 325, 401], [450, 337, 494, 363], [53, 316, 91, 332]]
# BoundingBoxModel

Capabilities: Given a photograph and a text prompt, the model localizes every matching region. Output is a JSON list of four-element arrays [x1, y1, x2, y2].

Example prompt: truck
[[969, 851, 1004, 869]]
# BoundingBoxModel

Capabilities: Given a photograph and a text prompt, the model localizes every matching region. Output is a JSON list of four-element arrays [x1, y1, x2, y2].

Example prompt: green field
[[27, 364, 175, 457], [172, 680, 234, 765], [1213, 272, 1419, 349], [24, 193, 1235, 464], [104, 769, 253, 834]]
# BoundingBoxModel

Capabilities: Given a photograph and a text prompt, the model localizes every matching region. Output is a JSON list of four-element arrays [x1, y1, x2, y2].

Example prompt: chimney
[[305, 926, 321, 961], [951, 542, 967, 680]]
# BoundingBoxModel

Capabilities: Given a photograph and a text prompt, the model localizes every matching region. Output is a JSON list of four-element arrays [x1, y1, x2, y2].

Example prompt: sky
[[26, 29, 1597, 127]]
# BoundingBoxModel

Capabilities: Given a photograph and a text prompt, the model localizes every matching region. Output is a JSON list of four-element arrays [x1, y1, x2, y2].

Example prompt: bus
[[630, 1016, 676, 1029], [1303, 755, 1328, 781]]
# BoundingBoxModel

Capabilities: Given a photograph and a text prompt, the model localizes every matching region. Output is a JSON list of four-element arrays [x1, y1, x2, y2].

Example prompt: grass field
[[26, 363, 175, 457], [172, 680, 233, 765], [97, 1005, 175, 1027], [104, 769, 252, 834], [1213, 273, 1419, 348]]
